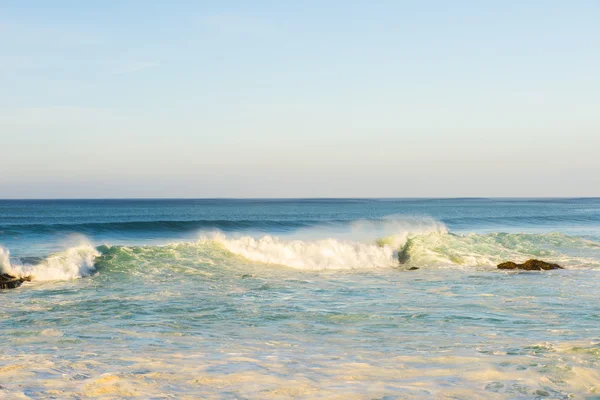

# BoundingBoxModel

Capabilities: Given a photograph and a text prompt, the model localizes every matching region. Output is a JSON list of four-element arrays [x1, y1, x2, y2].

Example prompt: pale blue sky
[[1, 1, 599, 198]]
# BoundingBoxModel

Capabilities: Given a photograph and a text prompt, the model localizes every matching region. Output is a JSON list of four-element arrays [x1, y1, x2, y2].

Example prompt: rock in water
[[497, 259, 563, 271], [0, 273, 31, 289]]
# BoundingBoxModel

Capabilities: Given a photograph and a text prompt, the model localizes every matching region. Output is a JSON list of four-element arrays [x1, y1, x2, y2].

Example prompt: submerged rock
[[0, 273, 31, 289], [497, 259, 563, 271]]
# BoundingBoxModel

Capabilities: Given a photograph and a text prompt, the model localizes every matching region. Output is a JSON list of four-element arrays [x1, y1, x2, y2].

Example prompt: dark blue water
[[2, 198, 600, 256]]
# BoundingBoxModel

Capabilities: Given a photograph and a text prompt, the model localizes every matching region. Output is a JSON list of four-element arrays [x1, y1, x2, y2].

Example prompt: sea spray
[[212, 233, 397, 270], [0, 243, 99, 281], [3, 226, 599, 277], [393, 231, 600, 268], [191, 217, 448, 270], [198, 230, 600, 270]]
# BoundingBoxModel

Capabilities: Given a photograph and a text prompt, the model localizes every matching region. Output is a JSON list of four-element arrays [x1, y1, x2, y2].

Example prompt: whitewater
[[1, 198, 600, 399], [3, 226, 599, 279]]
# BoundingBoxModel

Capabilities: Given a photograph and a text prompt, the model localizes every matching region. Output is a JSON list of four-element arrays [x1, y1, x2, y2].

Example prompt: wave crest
[[400, 231, 600, 268], [211, 233, 396, 270], [0, 243, 99, 281], [204, 229, 600, 270]]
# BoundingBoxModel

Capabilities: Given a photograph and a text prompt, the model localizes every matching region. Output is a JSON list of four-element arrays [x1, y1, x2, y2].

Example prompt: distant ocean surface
[[1, 198, 600, 399]]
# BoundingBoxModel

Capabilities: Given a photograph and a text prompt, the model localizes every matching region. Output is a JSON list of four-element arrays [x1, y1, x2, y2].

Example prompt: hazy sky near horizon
[[1, 1, 599, 198]]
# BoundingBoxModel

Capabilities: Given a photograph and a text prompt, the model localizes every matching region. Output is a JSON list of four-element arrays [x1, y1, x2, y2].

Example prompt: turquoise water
[[1, 199, 600, 399]]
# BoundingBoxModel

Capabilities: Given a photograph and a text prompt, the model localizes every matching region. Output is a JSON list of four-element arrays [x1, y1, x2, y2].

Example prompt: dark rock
[[497, 259, 563, 271], [408, 267, 419, 271], [0, 273, 31, 289]]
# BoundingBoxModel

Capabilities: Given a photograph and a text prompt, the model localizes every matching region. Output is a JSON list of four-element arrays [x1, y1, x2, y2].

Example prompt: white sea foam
[[401, 231, 600, 268], [0, 241, 99, 281], [195, 219, 600, 270], [214, 234, 397, 270], [200, 217, 448, 270], [293, 215, 448, 244]]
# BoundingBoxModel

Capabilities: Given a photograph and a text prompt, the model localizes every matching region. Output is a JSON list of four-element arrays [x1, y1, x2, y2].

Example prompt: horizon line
[[1, 197, 599, 201]]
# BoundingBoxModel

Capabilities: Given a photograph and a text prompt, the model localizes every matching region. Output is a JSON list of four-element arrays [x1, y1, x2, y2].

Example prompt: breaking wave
[[396, 231, 600, 269], [212, 233, 398, 270], [201, 217, 447, 270], [0, 242, 99, 281], [198, 227, 600, 270], [2, 218, 600, 280]]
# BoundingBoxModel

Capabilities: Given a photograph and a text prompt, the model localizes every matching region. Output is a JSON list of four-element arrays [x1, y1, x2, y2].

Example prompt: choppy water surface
[[1, 199, 600, 399]]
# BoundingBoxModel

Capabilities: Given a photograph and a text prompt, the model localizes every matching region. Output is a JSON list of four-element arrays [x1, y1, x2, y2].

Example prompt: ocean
[[1, 198, 600, 399]]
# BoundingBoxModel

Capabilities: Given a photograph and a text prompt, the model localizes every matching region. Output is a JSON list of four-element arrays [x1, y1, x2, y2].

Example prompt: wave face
[[206, 231, 599, 271], [212, 234, 398, 270], [201, 217, 445, 270], [2, 197, 600, 278], [398, 231, 600, 269], [2, 227, 600, 280]]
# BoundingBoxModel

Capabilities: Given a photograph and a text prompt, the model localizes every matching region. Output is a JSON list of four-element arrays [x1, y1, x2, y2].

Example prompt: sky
[[1, 0, 599, 198]]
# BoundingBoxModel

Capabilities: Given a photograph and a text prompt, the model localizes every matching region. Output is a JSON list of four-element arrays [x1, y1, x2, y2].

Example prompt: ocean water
[[1, 198, 600, 399]]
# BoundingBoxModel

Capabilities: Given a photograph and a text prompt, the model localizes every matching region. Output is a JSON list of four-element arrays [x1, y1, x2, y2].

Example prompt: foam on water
[[3, 200, 600, 398], [400, 231, 600, 269], [201, 218, 447, 270], [0, 241, 99, 281], [197, 223, 600, 270], [212, 233, 397, 270], [2, 218, 599, 280]]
